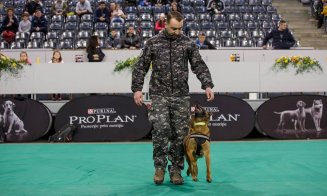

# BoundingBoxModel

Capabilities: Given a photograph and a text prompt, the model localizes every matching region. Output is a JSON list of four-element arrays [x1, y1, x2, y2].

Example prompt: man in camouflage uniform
[[131, 11, 214, 185]]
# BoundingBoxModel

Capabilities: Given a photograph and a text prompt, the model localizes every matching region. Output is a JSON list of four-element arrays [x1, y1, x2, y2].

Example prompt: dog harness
[[190, 121, 210, 156]]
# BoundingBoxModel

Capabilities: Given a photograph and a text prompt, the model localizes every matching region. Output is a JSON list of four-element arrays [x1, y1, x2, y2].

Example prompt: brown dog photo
[[184, 104, 212, 182]]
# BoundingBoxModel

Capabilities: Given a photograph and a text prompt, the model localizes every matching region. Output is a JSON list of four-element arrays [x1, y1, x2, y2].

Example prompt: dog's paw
[[192, 177, 198, 181], [186, 169, 190, 176], [207, 178, 212, 183]]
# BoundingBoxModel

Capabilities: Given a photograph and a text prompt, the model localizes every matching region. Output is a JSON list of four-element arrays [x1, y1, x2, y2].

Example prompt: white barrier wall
[[1, 49, 327, 94], [1, 48, 326, 64], [1, 61, 327, 94]]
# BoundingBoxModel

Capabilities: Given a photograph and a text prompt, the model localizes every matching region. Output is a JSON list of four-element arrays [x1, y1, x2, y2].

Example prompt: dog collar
[[194, 122, 206, 126]]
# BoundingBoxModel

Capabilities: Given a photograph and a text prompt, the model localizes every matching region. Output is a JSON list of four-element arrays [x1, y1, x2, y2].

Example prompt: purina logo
[[191, 106, 220, 113], [87, 108, 116, 115]]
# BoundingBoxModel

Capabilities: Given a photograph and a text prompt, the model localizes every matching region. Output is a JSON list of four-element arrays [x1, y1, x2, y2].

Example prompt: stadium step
[[273, 0, 327, 49]]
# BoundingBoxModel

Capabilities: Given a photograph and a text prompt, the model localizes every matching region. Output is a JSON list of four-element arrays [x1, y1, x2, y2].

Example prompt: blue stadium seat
[[76, 40, 87, 49], [235, 0, 246, 6], [181, 6, 194, 14], [153, 6, 166, 14], [184, 13, 196, 22], [252, 6, 266, 14], [110, 22, 123, 31], [140, 13, 153, 22], [193, 0, 205, 7], [49, 22, 63, 32], [28, 40, 42, 49], [213, 14, 226, 22], [79, 22, 93, 31], [64, 22, 78, 31], [181, 0, 191, 6], [81, 14, 93, 22], [60, 40, 74, 49], [266, 6, 277, 14], [242, 13, 255, 21], [0, 41, 9, 49], [52, 15, 65, 23], [198, 13, 211, 22], [44, 41, 57, 49], [138, 6, 152, 14], [239, 38, 254, 47], [238, 6, 253, 13], [228, 13, 241, 21], [94, 22, 108, 31], [140, 21, 153, 30], [262, 0, 273, 6], [11, 41, 26, 49], [216, 21, 229, 30], [236, 29, 249, 38], [222, 38, 237, 47], [195, 6, 206, 14], [125, 6, 137, 13], [220, 30, 233, 38], [126, 13, 137, 22], [77, 31, 91, 41], [141, 30, 154, 39], [66, 15, 79, 23]]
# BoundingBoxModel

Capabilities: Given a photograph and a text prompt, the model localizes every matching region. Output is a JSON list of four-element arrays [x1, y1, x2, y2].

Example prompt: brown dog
[[184, 104, 212, 183]]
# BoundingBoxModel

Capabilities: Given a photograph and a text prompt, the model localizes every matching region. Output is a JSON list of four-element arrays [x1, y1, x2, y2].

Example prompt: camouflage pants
[[148, 95, 190, 172]]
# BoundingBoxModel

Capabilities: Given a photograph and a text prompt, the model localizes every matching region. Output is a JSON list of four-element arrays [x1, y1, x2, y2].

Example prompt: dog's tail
[[273, 112, 281, 114]]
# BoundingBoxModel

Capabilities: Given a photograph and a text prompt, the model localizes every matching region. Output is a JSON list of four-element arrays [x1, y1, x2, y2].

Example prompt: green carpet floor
[[0, 140, 327, 196]]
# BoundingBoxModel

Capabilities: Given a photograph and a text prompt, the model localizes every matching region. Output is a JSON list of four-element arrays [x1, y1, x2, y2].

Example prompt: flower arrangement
[[0, 53, 25, 79], [114, 56, 139, 72], [272, 56, 323, 75]]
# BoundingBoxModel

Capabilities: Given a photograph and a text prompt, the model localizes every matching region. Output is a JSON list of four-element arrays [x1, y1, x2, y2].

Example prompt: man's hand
[[205, 87, 214, 101], [134, 91, 143, 106]]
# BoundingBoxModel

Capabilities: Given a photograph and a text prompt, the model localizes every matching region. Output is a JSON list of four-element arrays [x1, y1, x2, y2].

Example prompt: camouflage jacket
[[131, 30, 214, 97]]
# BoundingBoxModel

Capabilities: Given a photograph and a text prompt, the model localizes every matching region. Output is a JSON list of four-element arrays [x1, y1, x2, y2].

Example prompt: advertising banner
[[0, 98, 52, 142], [190, 94, 255, 140], [256, 95, 327, 139], [54, 95, 151, 142]]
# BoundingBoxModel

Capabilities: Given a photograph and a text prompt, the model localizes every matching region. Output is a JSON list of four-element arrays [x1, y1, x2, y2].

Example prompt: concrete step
[[294, 32, 327, 38]]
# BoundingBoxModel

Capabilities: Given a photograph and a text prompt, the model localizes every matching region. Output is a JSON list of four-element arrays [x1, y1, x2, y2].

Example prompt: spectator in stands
[[317, 0, 327, 28], [75, 0, 93, 17], [24, 0, 43, 16], [19, 51, 32, 65], [49, 50, 64, 101], [125, 0, 138, 6], [86, 35, 105, 62], [0, 7, 19, 43], [94, 1, 110, 24], [262, 20, 295, 50], [139, 0, 153, 7], [155, 13, 166, 34], [30, 9, 48, 35], [51, 0, 68, 17], [123, 26, 141, 49], [110, 2, 126, 23], [170, 2, 181, 12], [18, 13, 31, 33], [196, 31, 216, 49], [108, 29, 122, 49], [207, 0, 224, 16], [152, 0, 169, 7]]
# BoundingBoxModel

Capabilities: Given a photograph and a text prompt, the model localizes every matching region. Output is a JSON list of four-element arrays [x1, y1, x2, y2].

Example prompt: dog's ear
[[12, 102, 15, 108]]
